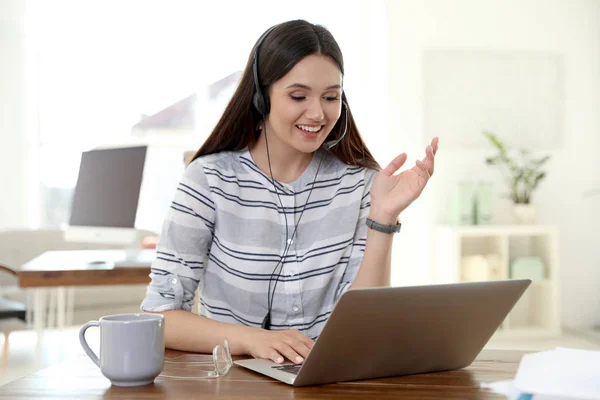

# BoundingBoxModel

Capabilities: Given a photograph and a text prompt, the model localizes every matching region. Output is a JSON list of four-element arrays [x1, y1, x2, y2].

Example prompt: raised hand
[[369, 137, 439, 223]]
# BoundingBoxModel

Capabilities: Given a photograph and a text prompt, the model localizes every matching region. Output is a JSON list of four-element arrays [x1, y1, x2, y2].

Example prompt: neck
[[250, 129, 314, 184]]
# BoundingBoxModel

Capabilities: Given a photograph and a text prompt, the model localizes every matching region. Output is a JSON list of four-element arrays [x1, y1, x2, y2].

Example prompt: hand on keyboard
[[242, 327, 314, 365]]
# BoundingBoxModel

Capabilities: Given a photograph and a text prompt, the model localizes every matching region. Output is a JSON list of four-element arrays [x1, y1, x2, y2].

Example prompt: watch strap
[[366, 217, 402, 234]]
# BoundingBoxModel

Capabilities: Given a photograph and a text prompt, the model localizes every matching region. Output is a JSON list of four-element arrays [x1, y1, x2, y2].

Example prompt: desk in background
[[17, 249, 154, 358], [18, 249, 154, 288], [0, 349, 525, 399]]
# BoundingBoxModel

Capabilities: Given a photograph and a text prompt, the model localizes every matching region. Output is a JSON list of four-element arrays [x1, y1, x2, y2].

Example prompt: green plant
[[483, 131, 550, 204]]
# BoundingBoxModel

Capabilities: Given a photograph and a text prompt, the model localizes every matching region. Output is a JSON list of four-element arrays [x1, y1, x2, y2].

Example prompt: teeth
[[297, 125, 322, 133]]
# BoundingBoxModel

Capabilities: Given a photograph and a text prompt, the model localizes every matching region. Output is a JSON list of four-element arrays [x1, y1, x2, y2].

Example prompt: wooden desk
[[18, 249, 155, 288], [0, 349, 524, 399], [16, 249, 154, 351]]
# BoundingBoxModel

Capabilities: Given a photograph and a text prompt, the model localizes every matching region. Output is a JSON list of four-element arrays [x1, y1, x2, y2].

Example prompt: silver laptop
[[235, 279, 531, 386]]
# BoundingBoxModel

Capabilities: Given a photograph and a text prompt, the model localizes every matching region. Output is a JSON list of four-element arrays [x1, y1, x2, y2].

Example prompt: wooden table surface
[[17, 249, 155, 288], [0, 349, 525, 399]]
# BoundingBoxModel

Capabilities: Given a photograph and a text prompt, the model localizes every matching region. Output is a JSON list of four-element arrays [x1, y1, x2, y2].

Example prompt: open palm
[[369, 137, 439, 222]]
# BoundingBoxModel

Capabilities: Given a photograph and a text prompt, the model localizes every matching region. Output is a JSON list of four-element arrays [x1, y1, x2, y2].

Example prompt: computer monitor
[[64, 146, 147, 245]]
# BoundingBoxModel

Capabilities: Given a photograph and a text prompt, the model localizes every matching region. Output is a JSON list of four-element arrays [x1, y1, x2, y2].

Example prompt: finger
[[419, 145, 435, 175], [303, 336, 315, 350], [274, 342, 305, 364], [265, 349, 285, 364], [415, 160, 431, 179], [425, 145, 435, 176], [289, 341, 312, 361], [420, 145, 432, 162], [283, 331, 313, 360], [383, 153, 407, 176], [415, 159, 425, 175], [431, 137, 439, 155]]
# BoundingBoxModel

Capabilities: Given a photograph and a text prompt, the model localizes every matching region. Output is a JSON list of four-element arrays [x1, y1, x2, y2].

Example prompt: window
[[27, 0, 389, 230]]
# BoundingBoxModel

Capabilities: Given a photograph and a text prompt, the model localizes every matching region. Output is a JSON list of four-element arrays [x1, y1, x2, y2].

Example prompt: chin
[[293, 140, 323, 154], [293, 132, 330, 153]]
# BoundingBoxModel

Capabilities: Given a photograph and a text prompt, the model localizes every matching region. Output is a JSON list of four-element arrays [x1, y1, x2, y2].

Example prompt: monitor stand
[[63, 226, 140, 247]]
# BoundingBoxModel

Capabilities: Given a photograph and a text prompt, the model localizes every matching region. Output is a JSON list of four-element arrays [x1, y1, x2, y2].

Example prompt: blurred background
[[0, 0, 599, 385]]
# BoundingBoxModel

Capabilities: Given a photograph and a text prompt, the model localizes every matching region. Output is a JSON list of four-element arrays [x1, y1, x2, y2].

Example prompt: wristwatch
[[366, 217, 402, 234]]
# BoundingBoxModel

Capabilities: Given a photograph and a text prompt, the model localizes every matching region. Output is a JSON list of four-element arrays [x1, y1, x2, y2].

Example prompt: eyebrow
[[285, 83, 342, 90]]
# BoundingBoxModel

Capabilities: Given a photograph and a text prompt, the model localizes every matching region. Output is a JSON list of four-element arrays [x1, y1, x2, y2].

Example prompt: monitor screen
[[69, 146, 147, 228]]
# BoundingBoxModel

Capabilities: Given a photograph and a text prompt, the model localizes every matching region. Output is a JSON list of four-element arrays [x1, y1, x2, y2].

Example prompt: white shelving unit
[[435, 225, 561, 337]]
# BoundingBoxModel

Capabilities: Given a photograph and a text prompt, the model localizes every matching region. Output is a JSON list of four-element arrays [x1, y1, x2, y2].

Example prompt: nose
[[306, 99, 324, 121]]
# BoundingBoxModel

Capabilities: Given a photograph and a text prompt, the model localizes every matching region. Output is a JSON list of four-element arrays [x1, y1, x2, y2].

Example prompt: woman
[[141, 19, 438, 365]]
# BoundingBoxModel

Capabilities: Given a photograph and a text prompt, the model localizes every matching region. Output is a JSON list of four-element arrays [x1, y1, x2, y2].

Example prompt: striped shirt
[[140, 146, 377, 339]]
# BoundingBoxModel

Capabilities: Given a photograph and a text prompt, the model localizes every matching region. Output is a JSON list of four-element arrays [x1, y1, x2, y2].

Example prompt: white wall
[[2, 0, 599, 328], [386, 0, 600, 329], [0, 1, 34, 229]]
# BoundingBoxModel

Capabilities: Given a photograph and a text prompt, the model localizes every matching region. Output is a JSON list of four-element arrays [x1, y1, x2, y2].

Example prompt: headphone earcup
[[253, 91, 265, 115], [253, 91, 270, 116]]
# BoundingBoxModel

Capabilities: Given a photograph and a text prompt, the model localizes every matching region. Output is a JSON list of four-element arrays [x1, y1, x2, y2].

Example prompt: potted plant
[[483, 131, 550, 224]]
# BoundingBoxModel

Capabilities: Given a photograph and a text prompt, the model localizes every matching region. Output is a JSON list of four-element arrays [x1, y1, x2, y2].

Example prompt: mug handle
[[79, 321, 100, 367]]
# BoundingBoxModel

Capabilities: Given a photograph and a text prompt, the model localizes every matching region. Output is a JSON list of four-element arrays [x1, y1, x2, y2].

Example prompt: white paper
[[481, 380, 520, 398], [482, 348, 600, 399], [514, 348, 600, 399]]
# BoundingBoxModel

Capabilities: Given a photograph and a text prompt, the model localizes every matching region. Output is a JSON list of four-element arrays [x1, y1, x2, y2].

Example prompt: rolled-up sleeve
[[335, 169, 377, 301], [141, 159, 216, 312]]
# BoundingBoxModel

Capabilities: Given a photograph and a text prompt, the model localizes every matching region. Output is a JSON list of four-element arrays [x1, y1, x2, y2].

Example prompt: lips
[[296, 125, 322, 139], [296, 124, 323, 133]]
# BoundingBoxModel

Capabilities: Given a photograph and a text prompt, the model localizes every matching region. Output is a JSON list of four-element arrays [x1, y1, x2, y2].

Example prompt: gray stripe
[[141, 147, 376, 339]]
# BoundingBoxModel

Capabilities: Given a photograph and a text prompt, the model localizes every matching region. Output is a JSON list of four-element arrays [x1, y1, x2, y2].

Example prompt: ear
[[255, 120, 264, 131]]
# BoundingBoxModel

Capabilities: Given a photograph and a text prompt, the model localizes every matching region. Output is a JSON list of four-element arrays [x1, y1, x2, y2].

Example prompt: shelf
[[435, 225, 560, 335]]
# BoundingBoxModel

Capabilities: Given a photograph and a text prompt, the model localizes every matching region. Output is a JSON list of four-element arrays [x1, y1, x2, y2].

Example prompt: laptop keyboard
[[272, 363, 302, 375]]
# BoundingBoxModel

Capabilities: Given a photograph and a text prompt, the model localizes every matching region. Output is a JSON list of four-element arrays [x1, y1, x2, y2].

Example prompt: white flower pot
[[513, 204, 537, 224]]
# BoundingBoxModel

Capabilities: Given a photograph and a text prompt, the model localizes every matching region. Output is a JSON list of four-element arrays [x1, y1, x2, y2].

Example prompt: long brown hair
[[191, 20, 379, 170]]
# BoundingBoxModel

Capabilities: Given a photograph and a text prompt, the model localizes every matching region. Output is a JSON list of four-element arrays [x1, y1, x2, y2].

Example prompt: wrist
[[366, 217, 402, 234], [368, 210, 399, 226], [231, 325, 257, 355]]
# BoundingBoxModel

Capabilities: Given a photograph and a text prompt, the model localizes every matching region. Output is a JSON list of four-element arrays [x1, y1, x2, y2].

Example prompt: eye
[[324, 96, 340, 102], [290, 95, 306, 101]]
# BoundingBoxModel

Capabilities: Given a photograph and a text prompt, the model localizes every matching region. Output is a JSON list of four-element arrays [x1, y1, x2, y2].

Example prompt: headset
[[323, 102, 348, 150], [252, 26, 276, 116], [251, 25, 348, 329], [252, 25, 349, 150]]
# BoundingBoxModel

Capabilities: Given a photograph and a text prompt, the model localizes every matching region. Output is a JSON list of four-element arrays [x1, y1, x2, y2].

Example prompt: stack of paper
[[482, 347, 600, 399]]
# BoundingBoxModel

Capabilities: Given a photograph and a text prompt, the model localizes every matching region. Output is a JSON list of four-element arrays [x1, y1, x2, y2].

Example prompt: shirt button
[[292, 305, 299, 312], [171, 278, 178, 284]]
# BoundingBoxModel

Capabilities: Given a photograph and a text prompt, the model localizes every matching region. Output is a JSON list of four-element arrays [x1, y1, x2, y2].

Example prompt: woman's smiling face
[[264, 54, 343, 154]]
